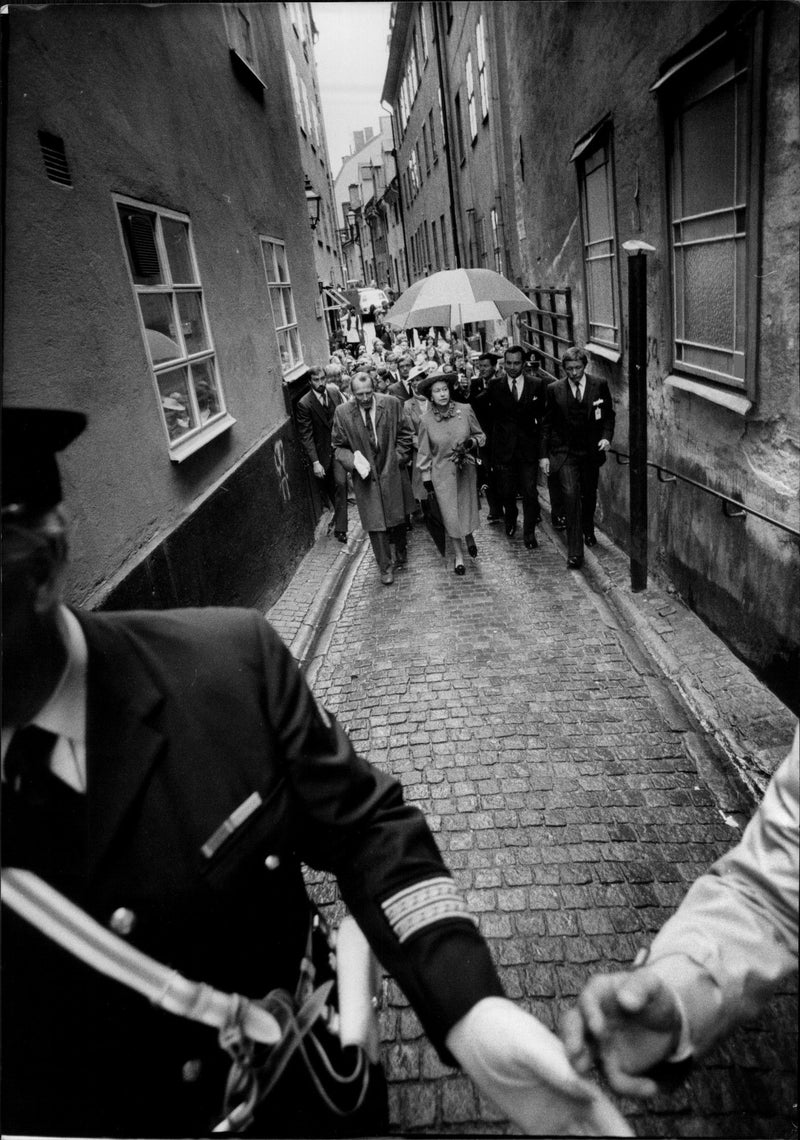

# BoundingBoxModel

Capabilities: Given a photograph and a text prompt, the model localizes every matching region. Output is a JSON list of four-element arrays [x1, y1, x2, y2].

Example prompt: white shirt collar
[[33, 606, 88, 744]]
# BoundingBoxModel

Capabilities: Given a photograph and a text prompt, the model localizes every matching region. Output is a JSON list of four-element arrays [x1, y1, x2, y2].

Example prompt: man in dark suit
[[296, 365, 347, 542], [540, 346, 615, 569], [1, 407, 624, 1137], [475, 345, 547, 548], [387, 353, 415, 401]]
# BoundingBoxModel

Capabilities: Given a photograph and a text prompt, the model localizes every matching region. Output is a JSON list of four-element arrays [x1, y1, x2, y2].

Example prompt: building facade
[[4, 3, 331, 613]]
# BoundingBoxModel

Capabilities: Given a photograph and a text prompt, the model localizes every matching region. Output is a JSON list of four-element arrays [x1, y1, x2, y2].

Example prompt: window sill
[[229, 50, 265, 102], [664, 374, 752, 415], [585, 342, 622, 365], [168, 413, 236, 463], [282, 361, 308, 383]]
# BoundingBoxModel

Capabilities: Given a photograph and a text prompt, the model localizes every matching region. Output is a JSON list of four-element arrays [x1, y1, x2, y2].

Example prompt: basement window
[[38, 131, 72, 187], [114, 196, 233, 460]]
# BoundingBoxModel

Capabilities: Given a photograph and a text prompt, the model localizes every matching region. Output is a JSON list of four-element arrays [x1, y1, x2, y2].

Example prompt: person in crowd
[[540, 346, 615, 569], [296, 366, 348, 543], [474, 344, 547, 549], [562, 727, 798, 1098], [452, 370, 474, 404], [370, 338, 386, 365], [374, 367, 392, 394], [416, 373, 485, 576], [472, 353, 504, 524], [343, 305, 362, 356], [374, 309, 393, 351], [361, 305, 378, 353], [388, 353, 416, 402], [331, 374, 412, 585], [403, 372, 431, 518], [0, 406, 629, 1139]]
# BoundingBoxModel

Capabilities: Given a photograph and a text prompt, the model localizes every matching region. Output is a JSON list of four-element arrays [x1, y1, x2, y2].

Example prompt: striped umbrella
[[384, 268, 535, 330]]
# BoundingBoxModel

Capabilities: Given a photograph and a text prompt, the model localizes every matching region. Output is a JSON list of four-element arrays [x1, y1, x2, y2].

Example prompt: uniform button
[[182, 1059, 202, 1083], [109, 907, 136, 936], [264, 854, 280, 870]]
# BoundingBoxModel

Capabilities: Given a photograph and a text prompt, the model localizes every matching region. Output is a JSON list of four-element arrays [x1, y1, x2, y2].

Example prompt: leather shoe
[[467, 540, 478, 558], [380, 567, 394, 585], [454, 562, 465, 576], [524, 533, 538, 550], [567, 556, 584, 569], [505, 521, 517, 538], [394, 549, 407, 568], [584, 532, 597, 547], [552, 515, 566, 530], [334, 530, 347, 543]]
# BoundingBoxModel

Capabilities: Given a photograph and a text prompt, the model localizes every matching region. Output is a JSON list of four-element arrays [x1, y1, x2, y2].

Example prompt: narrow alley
[[271, 514, 798, 1138]]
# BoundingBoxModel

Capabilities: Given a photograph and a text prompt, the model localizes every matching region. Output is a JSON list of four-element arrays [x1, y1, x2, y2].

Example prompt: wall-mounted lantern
[[304, 176, 322, 230]]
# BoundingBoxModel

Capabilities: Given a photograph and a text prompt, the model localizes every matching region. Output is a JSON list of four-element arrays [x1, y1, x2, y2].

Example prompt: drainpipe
[[623, 240, 655, 592], [432, 1, 462, 267]]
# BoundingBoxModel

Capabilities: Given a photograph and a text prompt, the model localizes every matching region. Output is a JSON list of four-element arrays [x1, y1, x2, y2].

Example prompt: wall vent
[[38, 131, 72, 187]]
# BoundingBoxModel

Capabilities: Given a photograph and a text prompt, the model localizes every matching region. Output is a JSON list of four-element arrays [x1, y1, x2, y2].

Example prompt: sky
[[312, 2, 393, 177]]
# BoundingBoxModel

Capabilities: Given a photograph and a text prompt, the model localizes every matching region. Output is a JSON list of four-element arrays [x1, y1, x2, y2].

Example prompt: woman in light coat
[[416, 372, 485, 575]]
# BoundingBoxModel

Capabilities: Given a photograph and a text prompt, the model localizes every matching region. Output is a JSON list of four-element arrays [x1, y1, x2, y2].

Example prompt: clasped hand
[[560, 968, 682, 1098]]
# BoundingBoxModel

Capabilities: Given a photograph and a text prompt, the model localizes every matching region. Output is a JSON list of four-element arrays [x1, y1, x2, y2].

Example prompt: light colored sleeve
[[416, 418, 432, 476], [646, 726, 799, 1058]]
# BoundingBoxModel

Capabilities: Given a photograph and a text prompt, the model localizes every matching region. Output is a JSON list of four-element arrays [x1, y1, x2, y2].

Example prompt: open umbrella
[[384, 268, 535, 331]]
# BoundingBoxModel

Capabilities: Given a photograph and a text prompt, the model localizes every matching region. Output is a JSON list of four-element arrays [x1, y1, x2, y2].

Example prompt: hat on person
[[415, 370, 457, 398], [2, 406, 87, 515]]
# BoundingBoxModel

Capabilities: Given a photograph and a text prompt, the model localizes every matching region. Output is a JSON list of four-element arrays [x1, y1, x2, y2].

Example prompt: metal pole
[[624, 242, 653, 592]]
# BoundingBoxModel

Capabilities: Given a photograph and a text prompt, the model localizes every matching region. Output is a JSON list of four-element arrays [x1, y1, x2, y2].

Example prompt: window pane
[[139, 294, 180, 362], [276, 329, 291, 370], [270, 288, 288, 328], [177, 291, 209, 355], [681, 240, 736, 347], [585, 164, 611, 240], [274, 243, 290, 283], [162, 218, 195, 284], [680, 82, 736, 216], [287, 326, 302, 366], [588, 260, 615, 329], [157, 367, 197, 441], [119, 205, 162, 285], [263, 242, 278, 283], [190, 358, 222, 423]]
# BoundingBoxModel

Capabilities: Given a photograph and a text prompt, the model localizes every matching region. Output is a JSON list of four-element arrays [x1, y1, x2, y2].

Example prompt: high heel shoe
[[454, 562, 465, 576], [467, 540, 478, 558]]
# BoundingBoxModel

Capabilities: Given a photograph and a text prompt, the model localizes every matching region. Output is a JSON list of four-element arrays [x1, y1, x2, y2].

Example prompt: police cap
[[2, 407, 87, 516]]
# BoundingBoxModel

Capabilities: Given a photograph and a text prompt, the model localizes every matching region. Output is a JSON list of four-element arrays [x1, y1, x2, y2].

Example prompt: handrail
[[609, 449, 800, 537]]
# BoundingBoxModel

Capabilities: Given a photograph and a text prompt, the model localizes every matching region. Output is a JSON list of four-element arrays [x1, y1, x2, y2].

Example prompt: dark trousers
[[495, 460, 540, 537], [555, 455, 600, 560], [368, 525, 407, 572], [478, 449, 503, 517], [548, 472, 565, 521], [319, 459, 348, 533]]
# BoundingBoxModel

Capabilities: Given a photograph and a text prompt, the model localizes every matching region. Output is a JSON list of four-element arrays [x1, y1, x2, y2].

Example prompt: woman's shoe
[[467, 540, 478, 558], [454, 562, 466, 576]]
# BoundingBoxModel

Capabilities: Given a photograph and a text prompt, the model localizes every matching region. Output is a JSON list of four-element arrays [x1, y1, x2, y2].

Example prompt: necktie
[[573, 384, 582, 404], [366, 410, 379, 455], [4, 725, 58, 804]]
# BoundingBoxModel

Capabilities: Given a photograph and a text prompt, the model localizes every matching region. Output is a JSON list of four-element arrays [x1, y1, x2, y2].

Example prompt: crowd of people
[[297, 308, 616, 583]]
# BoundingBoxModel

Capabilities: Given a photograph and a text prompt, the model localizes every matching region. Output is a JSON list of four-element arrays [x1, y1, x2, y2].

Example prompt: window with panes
[[575, 125, 621, 351], [660, 13, 763, 391], [261, 237, 303, 374], [476, 17, 489, 120], [429, 109, 438, 162], [466, 53, 477, 141], [116, 198, 226, 451], [491, 207, 502, 273]]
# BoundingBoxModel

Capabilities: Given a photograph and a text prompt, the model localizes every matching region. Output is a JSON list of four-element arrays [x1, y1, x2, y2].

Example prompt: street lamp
[[304, 176, 322, 230]]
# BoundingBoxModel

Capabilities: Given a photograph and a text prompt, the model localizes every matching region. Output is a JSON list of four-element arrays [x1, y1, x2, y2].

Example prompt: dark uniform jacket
[[475, 374, 548, 465], [295, 383, 344, 470], [541, 376, 615, 472], [2, 608, 501, 1137]]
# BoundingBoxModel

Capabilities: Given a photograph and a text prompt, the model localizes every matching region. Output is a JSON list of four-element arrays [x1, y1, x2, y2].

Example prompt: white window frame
[[574, 125, 622, 355], [476, 16, 489, 121], [260, 236, 305, 379], [114, 194, 233, 461], [466, 53, 478, 142]]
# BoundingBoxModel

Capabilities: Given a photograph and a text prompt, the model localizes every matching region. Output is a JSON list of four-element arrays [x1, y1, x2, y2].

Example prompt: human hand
[[539, 458, 550, 475], [560, 970, 682, 1097], [598, 439, 611, 452], [312, 461, 326, 478], [447, 997, 631, 1136]]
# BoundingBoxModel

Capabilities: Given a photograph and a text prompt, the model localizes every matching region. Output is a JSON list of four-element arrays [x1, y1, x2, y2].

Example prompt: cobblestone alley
[[272, 517, 797, 1138]]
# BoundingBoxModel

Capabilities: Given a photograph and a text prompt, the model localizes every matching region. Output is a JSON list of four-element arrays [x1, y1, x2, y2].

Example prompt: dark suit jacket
[[3, 608, 501, 1137], [475, 373, 548, 465], [296, 383, 344, 469], [387, 377, 413, 402], [541, 376, 616, 472]]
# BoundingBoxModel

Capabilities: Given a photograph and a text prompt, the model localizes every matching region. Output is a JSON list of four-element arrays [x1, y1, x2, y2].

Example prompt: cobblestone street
[[270, 512, 797, 1138]]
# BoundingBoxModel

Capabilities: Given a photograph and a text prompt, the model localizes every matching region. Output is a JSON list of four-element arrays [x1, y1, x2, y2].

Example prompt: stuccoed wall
[[502, 1, 799, 703], [4, 3, 328, 610]]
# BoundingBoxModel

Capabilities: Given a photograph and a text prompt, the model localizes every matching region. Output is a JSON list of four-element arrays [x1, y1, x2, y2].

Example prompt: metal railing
[[610, 448, 800, 537], [518, 286, 574, 381]]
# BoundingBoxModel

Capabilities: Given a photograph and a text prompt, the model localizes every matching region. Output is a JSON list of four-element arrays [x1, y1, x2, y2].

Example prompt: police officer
[[1, 407, 628, 1138]]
